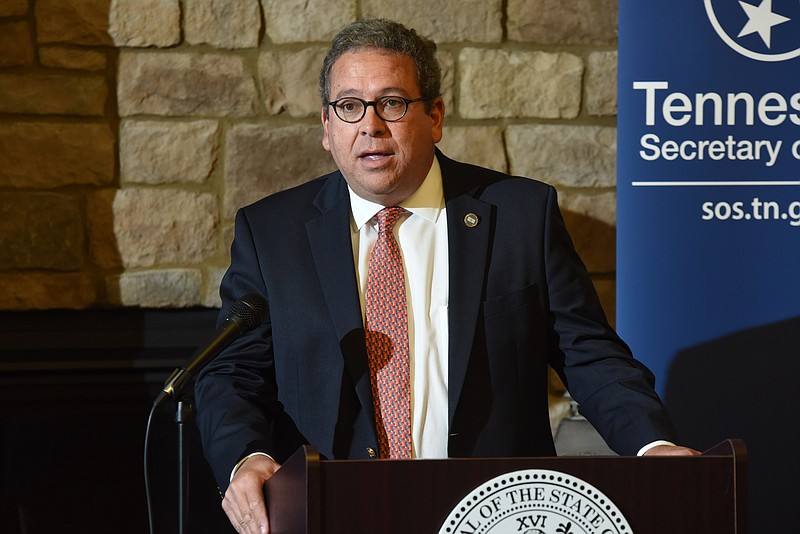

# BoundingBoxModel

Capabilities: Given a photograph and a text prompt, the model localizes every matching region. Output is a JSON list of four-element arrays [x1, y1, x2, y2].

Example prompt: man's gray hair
[[319, 18, 441, 108]]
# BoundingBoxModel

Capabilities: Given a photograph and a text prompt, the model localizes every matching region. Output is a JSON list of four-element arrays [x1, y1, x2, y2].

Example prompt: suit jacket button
[[366, 447, 377, 458]]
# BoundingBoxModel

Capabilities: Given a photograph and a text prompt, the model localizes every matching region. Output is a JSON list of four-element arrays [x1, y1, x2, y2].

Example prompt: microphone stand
[[159, 367, 194, 534], [176, 396, 192, 534], [149, 293, 268, 534]]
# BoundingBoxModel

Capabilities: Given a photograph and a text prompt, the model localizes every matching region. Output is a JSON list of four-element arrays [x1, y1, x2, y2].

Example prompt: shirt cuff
[[637, 440, 676, 456], [230, 451, 275, 483]]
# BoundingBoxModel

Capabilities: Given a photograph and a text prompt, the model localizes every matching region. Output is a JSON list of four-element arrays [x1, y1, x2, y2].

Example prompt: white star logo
[[705, 0, 800, 61], [737, 0, 791, 48]]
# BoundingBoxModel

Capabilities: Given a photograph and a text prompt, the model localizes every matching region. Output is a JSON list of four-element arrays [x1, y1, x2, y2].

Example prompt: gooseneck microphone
[[145, 294, 268, 534], [155, 293, 268, 404]]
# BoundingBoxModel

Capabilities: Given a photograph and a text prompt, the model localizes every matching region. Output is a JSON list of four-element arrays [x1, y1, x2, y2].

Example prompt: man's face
[[321, 49, 444, 207]]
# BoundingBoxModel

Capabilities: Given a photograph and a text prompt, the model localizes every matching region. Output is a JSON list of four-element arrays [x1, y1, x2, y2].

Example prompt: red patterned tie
[[365, 207, 411, 459]]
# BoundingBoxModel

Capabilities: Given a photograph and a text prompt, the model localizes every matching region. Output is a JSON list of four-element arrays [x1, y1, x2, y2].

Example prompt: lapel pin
[[463, 212, 479, 228]]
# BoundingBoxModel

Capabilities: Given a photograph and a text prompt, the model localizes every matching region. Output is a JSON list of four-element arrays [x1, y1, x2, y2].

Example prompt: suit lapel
[[303, 157, 495, 436], [305, 173, 376, 436], [440, 155, 493, 427]]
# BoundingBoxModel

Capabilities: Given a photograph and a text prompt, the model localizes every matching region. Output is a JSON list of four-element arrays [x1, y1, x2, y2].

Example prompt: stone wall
[[0, 0, 619, 319]]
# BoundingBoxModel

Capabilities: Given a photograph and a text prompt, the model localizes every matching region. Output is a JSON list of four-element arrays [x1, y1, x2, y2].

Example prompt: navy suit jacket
[[195, 151, 677, 490]]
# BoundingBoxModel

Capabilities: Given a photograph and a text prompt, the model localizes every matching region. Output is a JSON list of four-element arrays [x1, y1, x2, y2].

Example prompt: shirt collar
[[348, 155, 444, 231]]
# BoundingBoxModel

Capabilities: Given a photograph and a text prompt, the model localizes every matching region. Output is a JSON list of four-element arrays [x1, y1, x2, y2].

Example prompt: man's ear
[[321, 107, 331, 151], [429, 97, 445, 144]]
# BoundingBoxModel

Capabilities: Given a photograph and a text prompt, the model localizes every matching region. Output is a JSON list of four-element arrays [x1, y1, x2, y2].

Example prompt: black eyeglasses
[[325, 95, 429, 123]]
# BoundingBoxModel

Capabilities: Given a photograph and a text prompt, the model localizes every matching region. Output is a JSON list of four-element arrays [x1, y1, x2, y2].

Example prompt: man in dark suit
[[195, 18, 698, 534]]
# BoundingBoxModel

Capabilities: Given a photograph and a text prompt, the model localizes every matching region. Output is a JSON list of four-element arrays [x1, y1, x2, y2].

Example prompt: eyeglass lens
[[333, 97, 410, 123]]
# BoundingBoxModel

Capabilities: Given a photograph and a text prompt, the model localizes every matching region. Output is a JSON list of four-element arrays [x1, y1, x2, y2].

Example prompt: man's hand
[[222, 455, 282, 534], [643, 444, 701, 456]]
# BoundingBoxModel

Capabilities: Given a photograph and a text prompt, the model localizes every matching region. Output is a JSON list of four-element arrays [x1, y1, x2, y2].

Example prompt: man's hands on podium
[[218, 444, 698, 533], [643, 444, 701, 456], [223, 455, 282, 534]]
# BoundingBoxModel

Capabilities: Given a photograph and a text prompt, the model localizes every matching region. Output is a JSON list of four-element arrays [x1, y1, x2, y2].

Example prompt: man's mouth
[[358, 150, 393, 160]]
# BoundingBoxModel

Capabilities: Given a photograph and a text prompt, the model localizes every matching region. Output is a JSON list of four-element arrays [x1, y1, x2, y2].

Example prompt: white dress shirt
[[348, 156, 449, 459]]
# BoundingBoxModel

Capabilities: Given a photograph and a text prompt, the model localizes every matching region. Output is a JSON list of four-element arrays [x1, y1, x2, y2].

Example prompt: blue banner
[[618, 2, 799, 529], [618, 0, 799, 389]]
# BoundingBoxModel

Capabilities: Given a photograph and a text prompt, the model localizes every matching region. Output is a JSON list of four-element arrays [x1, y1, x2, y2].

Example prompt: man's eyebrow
[[332, 87, 412, 99]]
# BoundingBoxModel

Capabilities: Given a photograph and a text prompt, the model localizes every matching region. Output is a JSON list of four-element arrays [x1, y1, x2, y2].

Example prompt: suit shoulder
[[239, 170, 341, 218], [441, 155, 554, 202]]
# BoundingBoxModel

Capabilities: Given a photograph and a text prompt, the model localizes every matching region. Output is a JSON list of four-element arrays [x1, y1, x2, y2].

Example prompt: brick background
[[0, 0, 619, 316]]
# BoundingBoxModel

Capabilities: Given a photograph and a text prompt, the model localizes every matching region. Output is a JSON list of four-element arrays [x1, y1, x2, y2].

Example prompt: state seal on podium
[[438, 469, 632, 534]]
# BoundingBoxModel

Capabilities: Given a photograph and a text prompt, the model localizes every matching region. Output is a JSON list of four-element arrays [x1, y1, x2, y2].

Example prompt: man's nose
[[359, 105, 387, 136]]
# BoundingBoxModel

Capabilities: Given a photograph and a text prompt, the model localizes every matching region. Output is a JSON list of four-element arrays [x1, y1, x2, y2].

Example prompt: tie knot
[[375, 207, 405, 233]]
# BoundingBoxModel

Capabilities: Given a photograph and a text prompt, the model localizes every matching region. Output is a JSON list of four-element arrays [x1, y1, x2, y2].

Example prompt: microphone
[[155, 293, 268, 404]]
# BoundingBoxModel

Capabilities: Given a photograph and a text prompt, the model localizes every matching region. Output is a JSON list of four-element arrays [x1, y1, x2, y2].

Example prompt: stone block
[[0, 122, 115, 188], [558, 190, 616, 273], [117, 51, 260, 117], [506, 125, 616, 188], [0, 0, 28, 16], [221, 223, 235, 257], [362, 0, 503, 43], [259, 47, 328, 117], [0, 273, 97, 310], [0, 21, 34, 67], [112, 188, 219, 267], [203, 266, 227, 308], [262, 0, 355, 44], [586, 51, 618, 117], [111, 269, 203, 307], [39, 46, 108, 70], [459, 49, 583, 119], [0, 73, 108, 116], [120, 120, 220, 184], [185, 0, 261, 49], [508, 0, 618, 45], [0, 193, 84, 270], [224, 124, 336, 217], [438, 51, 455, 117], [87, 189, 122, 269], [108, 0, 180, 48], [35, 0, 113, 46], [439, 126, 507, 173]]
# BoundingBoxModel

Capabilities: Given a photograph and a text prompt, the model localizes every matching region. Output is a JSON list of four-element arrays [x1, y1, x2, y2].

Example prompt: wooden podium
[[264, 440, 747, 533]]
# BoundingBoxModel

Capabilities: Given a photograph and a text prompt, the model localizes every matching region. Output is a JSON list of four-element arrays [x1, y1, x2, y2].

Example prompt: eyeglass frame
[[324, 95, 431, 123]]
